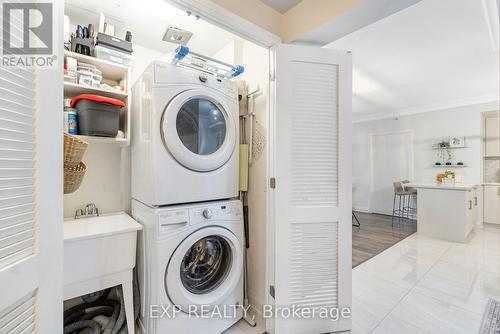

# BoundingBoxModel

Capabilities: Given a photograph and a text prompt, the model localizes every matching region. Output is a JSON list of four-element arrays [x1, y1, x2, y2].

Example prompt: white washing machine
[[131, 61, 240, 207], [132, 199, 244, 334]]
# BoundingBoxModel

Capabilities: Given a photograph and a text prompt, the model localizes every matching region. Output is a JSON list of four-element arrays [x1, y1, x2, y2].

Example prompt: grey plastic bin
[[71, 94, 124, 137]]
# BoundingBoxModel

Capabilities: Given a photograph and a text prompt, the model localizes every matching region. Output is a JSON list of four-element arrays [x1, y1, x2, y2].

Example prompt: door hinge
[[269, 285, 275, 299], [269, 72, 276, 82], [270, 177, 276, 189]]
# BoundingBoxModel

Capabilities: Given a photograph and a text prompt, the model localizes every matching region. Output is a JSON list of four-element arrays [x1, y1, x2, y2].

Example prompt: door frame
[[369, 129, 414, 214], [167, 0, 281, 48]]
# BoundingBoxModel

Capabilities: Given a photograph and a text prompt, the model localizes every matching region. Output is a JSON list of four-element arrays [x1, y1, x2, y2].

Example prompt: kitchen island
[[406, 182, 480, 242]]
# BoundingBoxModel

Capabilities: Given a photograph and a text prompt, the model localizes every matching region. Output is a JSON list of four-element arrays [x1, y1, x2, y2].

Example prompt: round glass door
[[161, 90, 236, 172], [180, 236, 232, 295], [165, 226, 243, 311], [176, 99, 227, 156]]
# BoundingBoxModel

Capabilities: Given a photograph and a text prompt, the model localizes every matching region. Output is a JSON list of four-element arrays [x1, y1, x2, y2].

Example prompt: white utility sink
[[63, 212, 142, 334]]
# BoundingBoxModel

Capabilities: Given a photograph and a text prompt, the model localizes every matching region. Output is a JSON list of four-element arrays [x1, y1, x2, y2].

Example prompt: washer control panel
[[190, 201, 242, 225], [158, 209, 189, 235], [157, 201, 242, 235]]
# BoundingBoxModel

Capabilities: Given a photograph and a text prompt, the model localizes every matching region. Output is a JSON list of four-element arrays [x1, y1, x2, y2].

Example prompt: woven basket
[[64, 161, 87, 194], [64, 133, 88, 168]]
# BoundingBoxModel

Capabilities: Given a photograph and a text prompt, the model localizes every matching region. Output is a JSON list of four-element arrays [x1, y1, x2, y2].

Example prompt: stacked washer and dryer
[[131, 58, 245, 333]]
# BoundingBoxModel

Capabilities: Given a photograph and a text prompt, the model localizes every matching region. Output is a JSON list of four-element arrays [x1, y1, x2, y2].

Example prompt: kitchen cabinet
[[485, 114, 500, 157], [407, 183, 479, 242], [484, 185, 500, 224]]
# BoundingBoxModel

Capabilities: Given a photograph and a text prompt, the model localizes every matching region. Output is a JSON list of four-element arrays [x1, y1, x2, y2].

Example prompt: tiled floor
[[352, 224, 500, 334]]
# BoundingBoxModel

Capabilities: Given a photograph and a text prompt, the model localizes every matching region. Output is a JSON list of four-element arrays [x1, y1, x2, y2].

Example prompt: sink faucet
[[75, 203, 100, 219]]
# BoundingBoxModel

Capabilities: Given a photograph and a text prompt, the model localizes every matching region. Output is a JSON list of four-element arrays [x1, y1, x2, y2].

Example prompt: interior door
[[270, 44, 352, 334], [0, 2, 63, 331], [370, 131, 413, 215]]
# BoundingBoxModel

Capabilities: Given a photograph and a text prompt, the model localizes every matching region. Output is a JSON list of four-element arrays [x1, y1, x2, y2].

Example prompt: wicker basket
[[64, 133, 88, 167], [64, 161, 87, 194]]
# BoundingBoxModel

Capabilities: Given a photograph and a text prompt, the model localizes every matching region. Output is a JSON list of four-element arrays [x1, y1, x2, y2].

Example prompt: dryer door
[[161, 89, 237, 172], [165, 226, 243, 312]]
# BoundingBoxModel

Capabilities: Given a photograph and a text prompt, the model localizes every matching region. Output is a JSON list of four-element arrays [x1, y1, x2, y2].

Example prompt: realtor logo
[[3, 2, 53, 54], [0, 1, 55, 67]]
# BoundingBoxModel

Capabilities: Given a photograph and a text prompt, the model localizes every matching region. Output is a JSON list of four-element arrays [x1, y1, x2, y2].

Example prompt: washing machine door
[[165, 226, 243, 312], [161, 89, 236, 172]]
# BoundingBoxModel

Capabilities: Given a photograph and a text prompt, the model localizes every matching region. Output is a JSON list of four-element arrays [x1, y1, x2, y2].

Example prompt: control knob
[[202, 209, 213, 219]]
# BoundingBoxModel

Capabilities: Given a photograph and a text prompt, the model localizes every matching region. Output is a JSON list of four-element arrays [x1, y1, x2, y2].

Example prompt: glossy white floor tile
[[352, 270, 408, 332], [353, 224, 500, 334]]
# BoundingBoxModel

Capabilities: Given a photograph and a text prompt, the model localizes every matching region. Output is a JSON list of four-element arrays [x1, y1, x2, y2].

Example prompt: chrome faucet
[[75, 203, 99, 219]]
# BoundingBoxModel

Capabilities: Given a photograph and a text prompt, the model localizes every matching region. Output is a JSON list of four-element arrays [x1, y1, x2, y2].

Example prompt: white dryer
[[131, 61, 239, 207], [132, 199, 244, 334]]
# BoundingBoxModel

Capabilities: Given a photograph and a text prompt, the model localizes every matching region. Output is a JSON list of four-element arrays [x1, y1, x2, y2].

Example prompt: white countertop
[[406, 182, 479, 191], [64, 212, 142, 242]]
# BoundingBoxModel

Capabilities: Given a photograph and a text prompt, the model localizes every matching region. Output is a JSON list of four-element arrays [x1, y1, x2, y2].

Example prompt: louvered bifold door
[[271, 44, 352, 334], [0, 65, 40, 333]]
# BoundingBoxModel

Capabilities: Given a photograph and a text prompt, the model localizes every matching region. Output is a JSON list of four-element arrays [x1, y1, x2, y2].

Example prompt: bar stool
[[402, 180, 417, 220], [392, 181, 415, 226]]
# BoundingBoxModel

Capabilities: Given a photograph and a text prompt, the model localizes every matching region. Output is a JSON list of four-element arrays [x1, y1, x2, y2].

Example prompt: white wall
[[237, 42, 269, 319], [353, 102, 498, 212], [130, 44, 165, 85]]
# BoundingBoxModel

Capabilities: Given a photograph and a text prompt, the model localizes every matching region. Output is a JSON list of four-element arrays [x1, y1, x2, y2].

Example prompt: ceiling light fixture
[[162, 26, 193, 45]]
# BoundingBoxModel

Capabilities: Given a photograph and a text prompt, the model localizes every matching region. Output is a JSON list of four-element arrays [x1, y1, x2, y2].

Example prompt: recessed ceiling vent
[[163, 26, 193, 45]]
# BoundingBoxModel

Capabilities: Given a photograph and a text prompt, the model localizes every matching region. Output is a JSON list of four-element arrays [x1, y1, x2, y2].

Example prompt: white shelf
[[63, 51, 131, 147], [432, 146, 468, 150], [433, 164, 467, 168], [64, 50, 128, 81], [75, 135, 129, 146], [64, 82, 128, 101]]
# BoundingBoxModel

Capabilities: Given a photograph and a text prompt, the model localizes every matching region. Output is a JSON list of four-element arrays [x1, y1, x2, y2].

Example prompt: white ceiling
[[326, 0, 500, 122], [259, 0, 302, 13], [65, 0, 240, 57]]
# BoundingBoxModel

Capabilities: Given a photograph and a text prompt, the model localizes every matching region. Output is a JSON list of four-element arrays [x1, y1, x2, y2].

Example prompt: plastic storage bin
[[94, 45, 135, 66], [70, 94, 125, 137]]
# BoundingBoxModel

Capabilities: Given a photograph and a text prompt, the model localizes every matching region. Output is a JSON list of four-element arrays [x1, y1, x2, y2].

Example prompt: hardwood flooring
[[352, 212, 417, 267]]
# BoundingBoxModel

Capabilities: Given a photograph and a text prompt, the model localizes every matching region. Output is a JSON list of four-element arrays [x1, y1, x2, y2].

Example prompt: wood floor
[[352, 212, 417, 267]]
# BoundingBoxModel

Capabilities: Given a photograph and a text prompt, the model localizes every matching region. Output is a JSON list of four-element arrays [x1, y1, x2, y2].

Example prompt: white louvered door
[[0, 2, 64, 330], [270, 44, 352, 334], [0, 66, 42, 332]]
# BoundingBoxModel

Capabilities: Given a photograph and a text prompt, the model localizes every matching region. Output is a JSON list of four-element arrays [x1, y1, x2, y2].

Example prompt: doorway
[[370, 130, 413, 215]]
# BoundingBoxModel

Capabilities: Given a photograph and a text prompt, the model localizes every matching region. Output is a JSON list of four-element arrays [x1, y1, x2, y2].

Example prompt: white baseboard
[[353, 206, 370, 213]]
